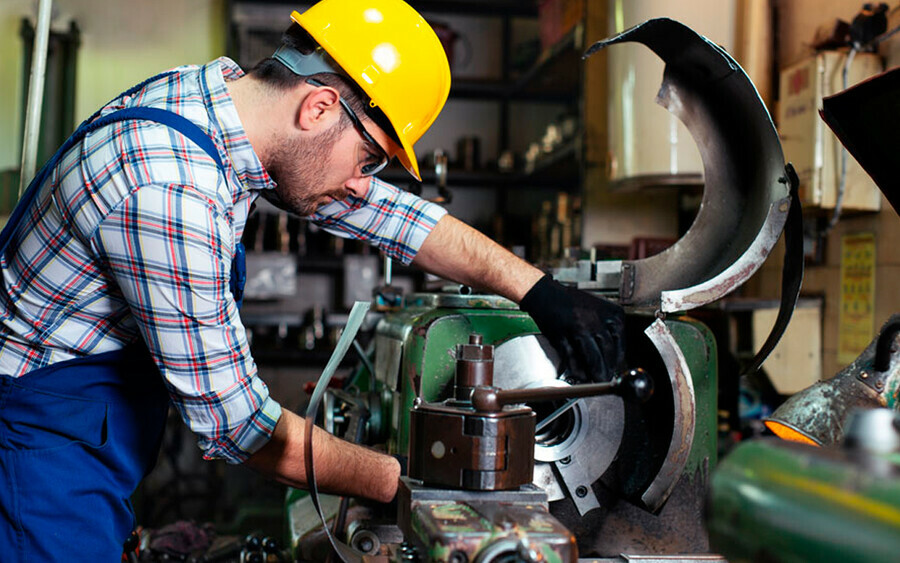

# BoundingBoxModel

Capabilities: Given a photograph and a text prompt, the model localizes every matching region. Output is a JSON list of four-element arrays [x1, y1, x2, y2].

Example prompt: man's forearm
[[244, 410, 401, 503], [412, 215, 544, 302]]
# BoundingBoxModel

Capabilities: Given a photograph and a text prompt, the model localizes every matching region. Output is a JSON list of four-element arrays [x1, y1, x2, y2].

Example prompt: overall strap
[[0, 70, 229, 253], [1, 70, 246, 306]]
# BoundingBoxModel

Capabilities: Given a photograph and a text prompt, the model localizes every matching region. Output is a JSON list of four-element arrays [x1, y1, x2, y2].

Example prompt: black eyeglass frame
[[305, 77, 390, 177]]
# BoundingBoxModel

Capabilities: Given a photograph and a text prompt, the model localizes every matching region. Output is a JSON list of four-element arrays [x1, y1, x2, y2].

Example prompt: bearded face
[[261, 121, 348, 216]]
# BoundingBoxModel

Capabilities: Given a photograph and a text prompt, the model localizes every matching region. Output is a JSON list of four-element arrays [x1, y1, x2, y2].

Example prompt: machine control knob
[[619, 368, 654, 403]]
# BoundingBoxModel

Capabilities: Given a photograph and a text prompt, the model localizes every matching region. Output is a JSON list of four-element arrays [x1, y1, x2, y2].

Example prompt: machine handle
[[471, 368, 653, 412]]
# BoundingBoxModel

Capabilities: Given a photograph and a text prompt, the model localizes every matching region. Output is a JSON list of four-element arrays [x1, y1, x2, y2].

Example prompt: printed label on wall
[[838, 232, 876, 365]]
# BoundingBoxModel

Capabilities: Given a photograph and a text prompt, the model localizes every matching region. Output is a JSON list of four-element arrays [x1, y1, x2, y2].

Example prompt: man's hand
[[519, 274, 625, 383]]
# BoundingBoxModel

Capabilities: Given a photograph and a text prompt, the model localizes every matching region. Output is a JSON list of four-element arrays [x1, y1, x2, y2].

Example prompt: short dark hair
[[249, 23, 401, 145], [249, 23, 368, 124]]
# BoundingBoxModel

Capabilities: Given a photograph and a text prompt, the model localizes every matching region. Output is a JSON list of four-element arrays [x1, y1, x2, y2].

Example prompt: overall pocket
[[0, 381, 108, 451]]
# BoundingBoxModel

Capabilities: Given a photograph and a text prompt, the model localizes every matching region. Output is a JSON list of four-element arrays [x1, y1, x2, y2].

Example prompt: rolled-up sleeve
[[310, 177, 447, 265], [92, 183, 281, 463]]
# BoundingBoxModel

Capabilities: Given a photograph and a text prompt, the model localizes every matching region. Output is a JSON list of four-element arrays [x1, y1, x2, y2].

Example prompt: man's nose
[[344, 176, 372, 197]]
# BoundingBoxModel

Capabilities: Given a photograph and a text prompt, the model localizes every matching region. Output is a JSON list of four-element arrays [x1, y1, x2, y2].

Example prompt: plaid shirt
[[0, 57, 446, 463]]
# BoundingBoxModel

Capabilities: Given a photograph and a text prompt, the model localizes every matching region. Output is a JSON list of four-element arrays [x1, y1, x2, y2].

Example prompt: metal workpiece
[[565, 316, 717, 557], [397, 478, 577, 563], [379, 306, 540, 455], [708, 438, 900, 563], [493, 335, 626, 514], [585, 18, 791, 311], [408, 401, 536, 490], [640, 319, 696, 512], [454, 333, 494, 400]]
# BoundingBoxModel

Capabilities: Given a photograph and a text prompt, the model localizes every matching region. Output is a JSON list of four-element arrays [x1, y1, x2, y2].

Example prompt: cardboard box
[[778, 51, 883, 212], [538, 0, 584, 50], [752, 303, 822, 394]]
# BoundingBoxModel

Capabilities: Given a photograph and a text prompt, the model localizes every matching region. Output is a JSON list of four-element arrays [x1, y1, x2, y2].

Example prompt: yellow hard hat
[[291, 0, 451, 181]]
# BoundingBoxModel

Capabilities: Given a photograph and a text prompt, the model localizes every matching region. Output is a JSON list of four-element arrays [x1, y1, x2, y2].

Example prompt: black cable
[[874, 320, 900, 372]]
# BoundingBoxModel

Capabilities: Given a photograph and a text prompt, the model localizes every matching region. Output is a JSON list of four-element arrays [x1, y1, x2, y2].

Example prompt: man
[[0, 0, 624, 560]]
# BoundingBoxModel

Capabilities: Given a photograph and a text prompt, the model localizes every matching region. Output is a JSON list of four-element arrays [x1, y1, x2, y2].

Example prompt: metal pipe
[[18, 0, 54, 197]]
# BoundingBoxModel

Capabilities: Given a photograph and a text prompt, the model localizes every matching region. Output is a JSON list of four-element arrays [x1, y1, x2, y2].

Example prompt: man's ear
[[297, 84, 341, 132]]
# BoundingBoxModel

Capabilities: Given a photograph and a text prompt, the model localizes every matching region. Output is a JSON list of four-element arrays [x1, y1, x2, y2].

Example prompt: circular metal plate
[[493, 335, 625, 502]]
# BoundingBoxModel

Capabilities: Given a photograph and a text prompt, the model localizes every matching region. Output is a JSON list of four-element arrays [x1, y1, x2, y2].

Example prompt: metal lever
[[471, 368, 653, 413]]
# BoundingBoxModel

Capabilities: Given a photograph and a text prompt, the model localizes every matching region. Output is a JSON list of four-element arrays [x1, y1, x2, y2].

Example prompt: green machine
[[287, 294, 721, 560], [707, 317, 900, 562], [708, 412, 900, 563], [285, 17, 802, 562]]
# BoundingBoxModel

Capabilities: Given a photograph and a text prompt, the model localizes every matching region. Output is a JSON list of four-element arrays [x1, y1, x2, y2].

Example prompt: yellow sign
[[838, 233, 876, 365]]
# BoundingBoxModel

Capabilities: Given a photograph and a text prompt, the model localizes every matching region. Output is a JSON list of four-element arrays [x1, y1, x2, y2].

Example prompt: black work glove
[[520, 274, 625, 383]]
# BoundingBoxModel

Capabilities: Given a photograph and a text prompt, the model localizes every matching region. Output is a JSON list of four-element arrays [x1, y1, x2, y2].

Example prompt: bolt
[[400, 542, 418, 561], [876, 380, 885, 390], [558, 456, 571, 466], [862, 372, 869, 379], [575, 485, 589, 498], [357, 537, 375, 553]]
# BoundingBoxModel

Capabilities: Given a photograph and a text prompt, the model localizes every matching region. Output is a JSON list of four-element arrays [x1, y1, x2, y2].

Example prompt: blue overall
[[0, 73, 245, 562]]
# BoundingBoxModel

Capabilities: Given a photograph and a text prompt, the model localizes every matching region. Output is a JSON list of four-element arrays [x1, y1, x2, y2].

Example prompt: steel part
[[408, 402, 536, 490], [535, 397, 578, 434], [492, 335, 626, 512], [467, 315, 716, 555], [492, 334, 561, 389], [585, 19, 791, 310], [555, 451, 602, 514], [397, 479, 576, 563], [455, 333, 494, 400], [471, 369, 653, 412], [19, 0, 54, 194], [399, 477, 549, 507], [348, 528, 380, 555], [708, 438, 900, 563], [640, 319, 696, 512], [386, 308, 539, 456], [533, 462, 565, 501], [741, 163, 804, 375]]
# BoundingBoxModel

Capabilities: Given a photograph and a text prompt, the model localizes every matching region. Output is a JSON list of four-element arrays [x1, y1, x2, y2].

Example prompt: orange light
[[765, 420, 821, 446]]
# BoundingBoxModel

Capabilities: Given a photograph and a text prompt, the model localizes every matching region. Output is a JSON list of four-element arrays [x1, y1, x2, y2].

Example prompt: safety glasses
[[306, 78, 390, 177]]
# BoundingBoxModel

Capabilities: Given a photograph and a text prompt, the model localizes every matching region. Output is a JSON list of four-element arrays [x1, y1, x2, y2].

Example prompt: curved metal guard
[[586, 18, 792, 311], [642, 318, 696, 511]]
